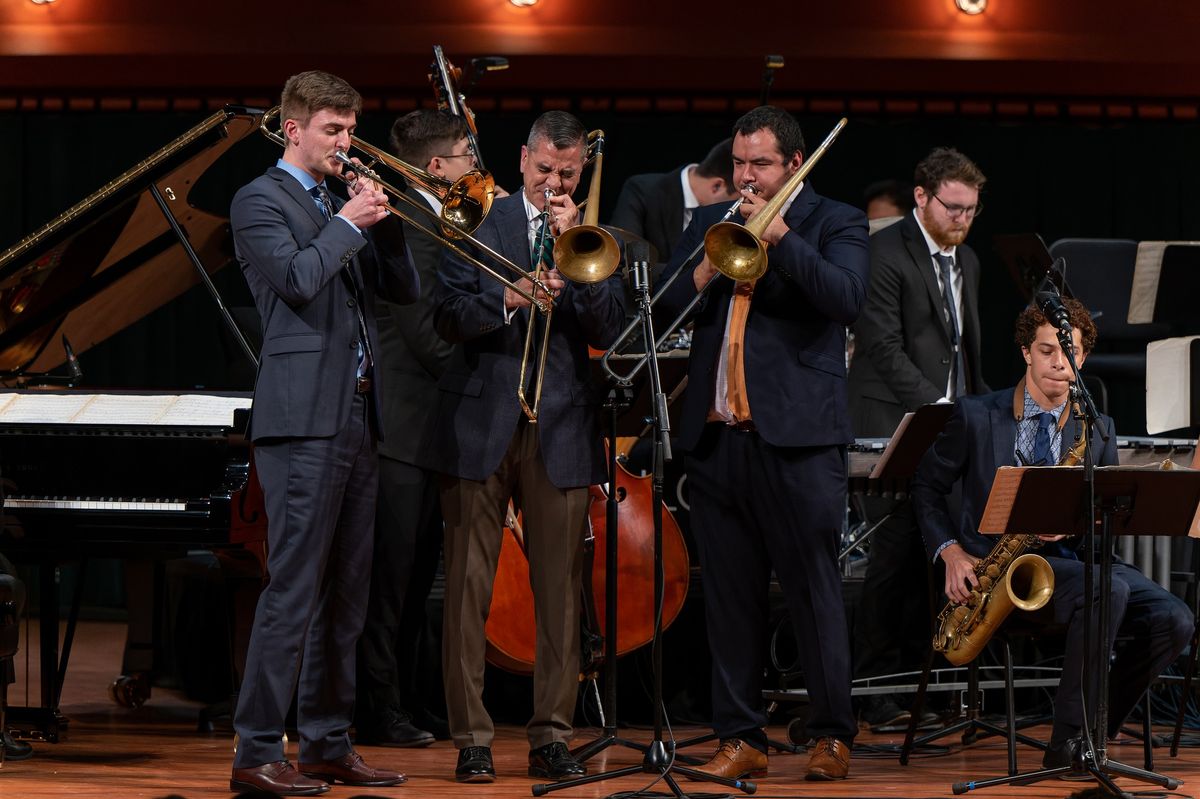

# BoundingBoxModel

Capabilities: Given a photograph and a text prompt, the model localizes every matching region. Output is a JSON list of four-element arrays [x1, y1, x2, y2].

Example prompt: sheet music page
[[868, 411, 915, 479], [979, 466, 1026, 534], [68, 393, 176, 425], [1129, 241, 1200, 324], [156, 395, 252, 426], [0, 393, 16, 416], [1146, 336, 1199, 435], [0, 392, 95, 422]]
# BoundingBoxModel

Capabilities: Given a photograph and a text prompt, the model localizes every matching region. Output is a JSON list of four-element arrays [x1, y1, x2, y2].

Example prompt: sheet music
[[978, 466, 1025, 534], [0, 392, 251, 426], [1146, 336, 1200, 434], [1129, 241, 1200, 324]]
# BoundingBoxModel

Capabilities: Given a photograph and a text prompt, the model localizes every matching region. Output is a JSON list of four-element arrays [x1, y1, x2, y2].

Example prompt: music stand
[[1128, 241, 1200, 337], [948, 464, 1200, 797], [993, 233, 1057, 305], [536, 252, 754, 798]]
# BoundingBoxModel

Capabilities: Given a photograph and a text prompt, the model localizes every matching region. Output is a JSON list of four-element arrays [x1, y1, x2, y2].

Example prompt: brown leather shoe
[[691, 739, 768, 780], [299, 750, 406, 787], [805, 736, 850, 780], [230, 760, 330, 796]]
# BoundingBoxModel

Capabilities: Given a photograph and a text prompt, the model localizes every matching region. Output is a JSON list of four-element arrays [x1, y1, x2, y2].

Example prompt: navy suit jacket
[[655, 183, 870, 451], [231, 166, 419, 442], [911, 385, 1119, 562], [848, 212, 987, 437], [609, 168, 686, 264], [427, 192, 626, 488]]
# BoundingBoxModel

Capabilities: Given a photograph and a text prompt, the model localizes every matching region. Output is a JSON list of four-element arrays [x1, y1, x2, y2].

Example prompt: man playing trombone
[[427, 110, 626, 783], [655, 105, 868, 781]]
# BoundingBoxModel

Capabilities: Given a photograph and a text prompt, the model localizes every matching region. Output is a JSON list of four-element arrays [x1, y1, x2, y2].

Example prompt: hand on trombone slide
[[542, 191, 581, 236], [736, 184, 790, 246], [505, 268, 564, 311], [334, 154, 390, 229]]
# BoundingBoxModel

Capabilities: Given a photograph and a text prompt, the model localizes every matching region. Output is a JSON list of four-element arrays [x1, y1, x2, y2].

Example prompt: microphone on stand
[[1035, 258, 1073, 336], [62, 335, 83, 384], [626, 240, 651, 296]]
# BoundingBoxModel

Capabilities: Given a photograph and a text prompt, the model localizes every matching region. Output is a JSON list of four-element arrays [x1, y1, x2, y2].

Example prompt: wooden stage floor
[[3, 621, 1199, 798]]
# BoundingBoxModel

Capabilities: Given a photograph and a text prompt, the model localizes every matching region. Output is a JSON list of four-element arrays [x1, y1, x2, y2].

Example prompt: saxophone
[[932, 390, 1087, 666]]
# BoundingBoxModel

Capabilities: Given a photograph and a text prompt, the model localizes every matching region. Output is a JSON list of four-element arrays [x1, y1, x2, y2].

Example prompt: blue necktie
[[934, 253, 967, 400], [1031, 412, 1055, 466], [311, 184, 334, 220]]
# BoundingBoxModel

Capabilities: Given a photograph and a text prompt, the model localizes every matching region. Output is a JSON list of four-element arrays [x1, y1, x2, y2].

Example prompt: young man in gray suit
[[229, 70, 418, 796], [428, 110, 625, 783]]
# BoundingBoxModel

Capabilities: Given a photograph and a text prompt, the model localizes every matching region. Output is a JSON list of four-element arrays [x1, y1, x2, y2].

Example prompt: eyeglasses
[[930, 192, 983, 220], [434, 152, 478, 162]]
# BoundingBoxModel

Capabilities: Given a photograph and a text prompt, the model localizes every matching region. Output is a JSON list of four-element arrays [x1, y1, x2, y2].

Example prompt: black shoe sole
[[456, 771, 497, 783], [528, 767, 587, 780], [229, 779, 330, 796]]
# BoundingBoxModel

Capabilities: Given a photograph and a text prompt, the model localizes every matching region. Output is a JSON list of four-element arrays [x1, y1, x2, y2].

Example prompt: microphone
[[626, 240, 651, 293], [1035, 259, 1072, 336], [62, 334, 82, 384]]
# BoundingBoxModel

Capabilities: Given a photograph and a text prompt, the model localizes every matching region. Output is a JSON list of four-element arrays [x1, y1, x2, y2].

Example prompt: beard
[[922, 211, 971, 250]]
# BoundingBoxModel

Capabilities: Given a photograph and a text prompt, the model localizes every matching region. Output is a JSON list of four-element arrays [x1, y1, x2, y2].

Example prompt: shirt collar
[[522, 190, 545, 225], [913, 209, 956, 259], [277, 159, 323, 194], [1022, 386, 1067, 424], [777, 180, 804, 217], [680, 164, 701, 210], [415, 185, 442, 214]]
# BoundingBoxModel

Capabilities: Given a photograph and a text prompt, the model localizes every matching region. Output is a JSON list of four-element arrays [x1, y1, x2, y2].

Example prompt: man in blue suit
[[656, 105, 869, 782], [229, 70, 418, 796], [911, 299, 1192, 770], [427, 110, 626, 783]]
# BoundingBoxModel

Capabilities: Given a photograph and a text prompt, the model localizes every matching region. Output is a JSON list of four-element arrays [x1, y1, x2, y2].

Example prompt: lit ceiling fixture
[[510, 0, 538, 6], [955, 0, 987, 14], [30, 0, 59, 5]]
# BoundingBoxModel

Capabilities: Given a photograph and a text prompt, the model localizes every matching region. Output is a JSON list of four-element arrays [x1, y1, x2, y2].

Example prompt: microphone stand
[[533, 258, 754, 798], [951, 319, 1180, 797]]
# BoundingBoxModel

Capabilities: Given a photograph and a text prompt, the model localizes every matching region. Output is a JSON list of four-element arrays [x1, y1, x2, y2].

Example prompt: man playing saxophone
[[911, 298, 1193, 770]]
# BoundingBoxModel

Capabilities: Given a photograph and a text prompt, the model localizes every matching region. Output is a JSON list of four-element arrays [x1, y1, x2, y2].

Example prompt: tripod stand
[[534, 251, 755, 798]]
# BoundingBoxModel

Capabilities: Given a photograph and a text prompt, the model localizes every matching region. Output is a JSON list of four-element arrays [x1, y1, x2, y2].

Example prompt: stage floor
[[2, 621, 1197, 798]]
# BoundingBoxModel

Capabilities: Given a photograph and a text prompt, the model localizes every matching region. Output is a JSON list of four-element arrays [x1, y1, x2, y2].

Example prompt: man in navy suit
[[911, 299, 1192, 770], [656, 105, 869, 781], [427, 110, 625, 783], [229, 70, 418, 796]]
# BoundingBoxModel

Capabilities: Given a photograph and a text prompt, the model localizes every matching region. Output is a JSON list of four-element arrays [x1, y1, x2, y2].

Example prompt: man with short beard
[[846, 147, 990, 734]]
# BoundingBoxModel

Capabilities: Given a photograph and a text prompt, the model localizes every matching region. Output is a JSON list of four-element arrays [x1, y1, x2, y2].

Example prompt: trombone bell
[[703, 222, 768, 282], [553, 226, 621, 284]]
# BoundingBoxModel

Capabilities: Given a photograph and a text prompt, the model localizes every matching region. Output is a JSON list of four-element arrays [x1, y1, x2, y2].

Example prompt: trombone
[[517, 130, 621, 422], [600, 117, 849, 383], [258, 106, 554, 311]]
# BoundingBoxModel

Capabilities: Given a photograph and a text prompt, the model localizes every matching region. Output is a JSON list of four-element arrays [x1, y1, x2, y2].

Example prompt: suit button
[[347, 299, 357, 308], [941, 357, 950, 364], [350, 340, 359, 349]]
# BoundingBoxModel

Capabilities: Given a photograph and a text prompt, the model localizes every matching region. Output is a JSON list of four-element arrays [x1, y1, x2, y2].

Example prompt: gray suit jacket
[[847, 211, 987, 438], [427, 192, 626, 489], [232, 166, 419, 441]]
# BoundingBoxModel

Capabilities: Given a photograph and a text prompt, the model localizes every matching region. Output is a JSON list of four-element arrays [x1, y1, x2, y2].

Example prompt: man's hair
[[1014, 297, 1098, 355], [863, 179, 915, 213], [389, 109, 469, 168], [732, 106, 806, 161], [280, 71, 361, 126], [913, 147, 986, 194], [527, 110, 588, 152], [695, 138, 734, 187]]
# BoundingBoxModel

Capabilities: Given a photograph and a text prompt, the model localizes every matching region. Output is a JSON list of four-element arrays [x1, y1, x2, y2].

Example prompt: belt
[[728, 419, 756, 432], [355, 375, 373, 394]]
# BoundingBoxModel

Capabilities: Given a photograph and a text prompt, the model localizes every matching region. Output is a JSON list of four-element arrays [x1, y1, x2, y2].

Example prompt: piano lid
[[0, 106, 266, 378]]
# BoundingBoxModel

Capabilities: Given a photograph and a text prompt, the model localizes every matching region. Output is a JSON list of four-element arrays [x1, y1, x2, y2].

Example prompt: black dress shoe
[[356, 707, 435, 748], [1042, 737, 1090, 779], [456, 746, 495, 783], [2, 731, 33, 762], [528, 741, 586, 780]]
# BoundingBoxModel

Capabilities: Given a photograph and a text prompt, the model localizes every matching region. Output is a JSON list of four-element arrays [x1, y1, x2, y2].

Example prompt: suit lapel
[[989, 389, 1018, 469], [270, 167, 328, 231], [782, 182, 818, 230], [901, 214, 954, 347]]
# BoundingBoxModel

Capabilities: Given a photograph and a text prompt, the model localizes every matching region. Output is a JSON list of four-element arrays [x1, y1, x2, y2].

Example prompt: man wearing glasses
[[847, 147, 990, 734]]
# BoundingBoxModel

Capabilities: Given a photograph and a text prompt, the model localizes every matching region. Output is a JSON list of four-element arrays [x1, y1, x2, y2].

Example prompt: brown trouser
[[440, 422, 588, 749]]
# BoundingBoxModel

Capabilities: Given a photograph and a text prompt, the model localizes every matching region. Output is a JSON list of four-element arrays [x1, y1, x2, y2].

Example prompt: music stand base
[[951, 752, 1181, 797]]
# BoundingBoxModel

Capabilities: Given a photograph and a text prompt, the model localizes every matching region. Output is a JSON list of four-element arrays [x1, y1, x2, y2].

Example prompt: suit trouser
[[440, 421, 588, 750], [358, 457, 444, 717], [687, 424, 858, 751], [1023, 558, 1193, 743], [233, 393, 378, 767]]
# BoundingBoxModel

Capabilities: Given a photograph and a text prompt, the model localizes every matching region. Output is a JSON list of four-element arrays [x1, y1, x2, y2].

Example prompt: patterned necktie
[[726, 280, 755, 422], [532, 215, 555, 269], [1031, 412, 1056, 466], [311, 184, 335, 220], [934, 253, 968, 400]]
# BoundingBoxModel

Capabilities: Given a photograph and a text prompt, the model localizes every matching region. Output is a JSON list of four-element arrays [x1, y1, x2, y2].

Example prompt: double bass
[[484, 454, 690, 675]]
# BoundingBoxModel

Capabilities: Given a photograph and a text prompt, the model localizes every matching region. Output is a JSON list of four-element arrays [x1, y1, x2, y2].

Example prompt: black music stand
[[948, 464, 1200, 797], [536, 254, 754, 798], [841, 403, 955, 563]]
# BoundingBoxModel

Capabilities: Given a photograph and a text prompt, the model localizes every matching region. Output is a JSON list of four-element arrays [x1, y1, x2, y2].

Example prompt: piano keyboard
[[5, 496, 191, 512]]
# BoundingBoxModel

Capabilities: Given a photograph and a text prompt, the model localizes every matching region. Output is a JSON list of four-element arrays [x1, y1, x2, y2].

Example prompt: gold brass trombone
[[601, 117, 849, 383], [517, 130, 621, 422], [258, 106, 554, 312], [704, 117, 848, 282]]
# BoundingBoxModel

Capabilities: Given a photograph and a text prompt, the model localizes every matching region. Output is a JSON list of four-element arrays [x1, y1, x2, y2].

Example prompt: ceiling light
[[955, 0, 987, 14]]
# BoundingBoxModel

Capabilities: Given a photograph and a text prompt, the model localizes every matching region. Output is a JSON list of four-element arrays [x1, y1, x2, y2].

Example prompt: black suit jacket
[[656, 183, 870, 451], [427, 193, 626, 488], [609, 167, 686, 264], [231, 166, 419, 442], [847, 212, 987, 437], [910, 386, 1118, 562], [375, 186, 456, 468]]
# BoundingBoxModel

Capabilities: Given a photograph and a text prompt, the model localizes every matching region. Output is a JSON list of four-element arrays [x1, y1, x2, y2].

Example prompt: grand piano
[[0, 106, 270, 741]]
